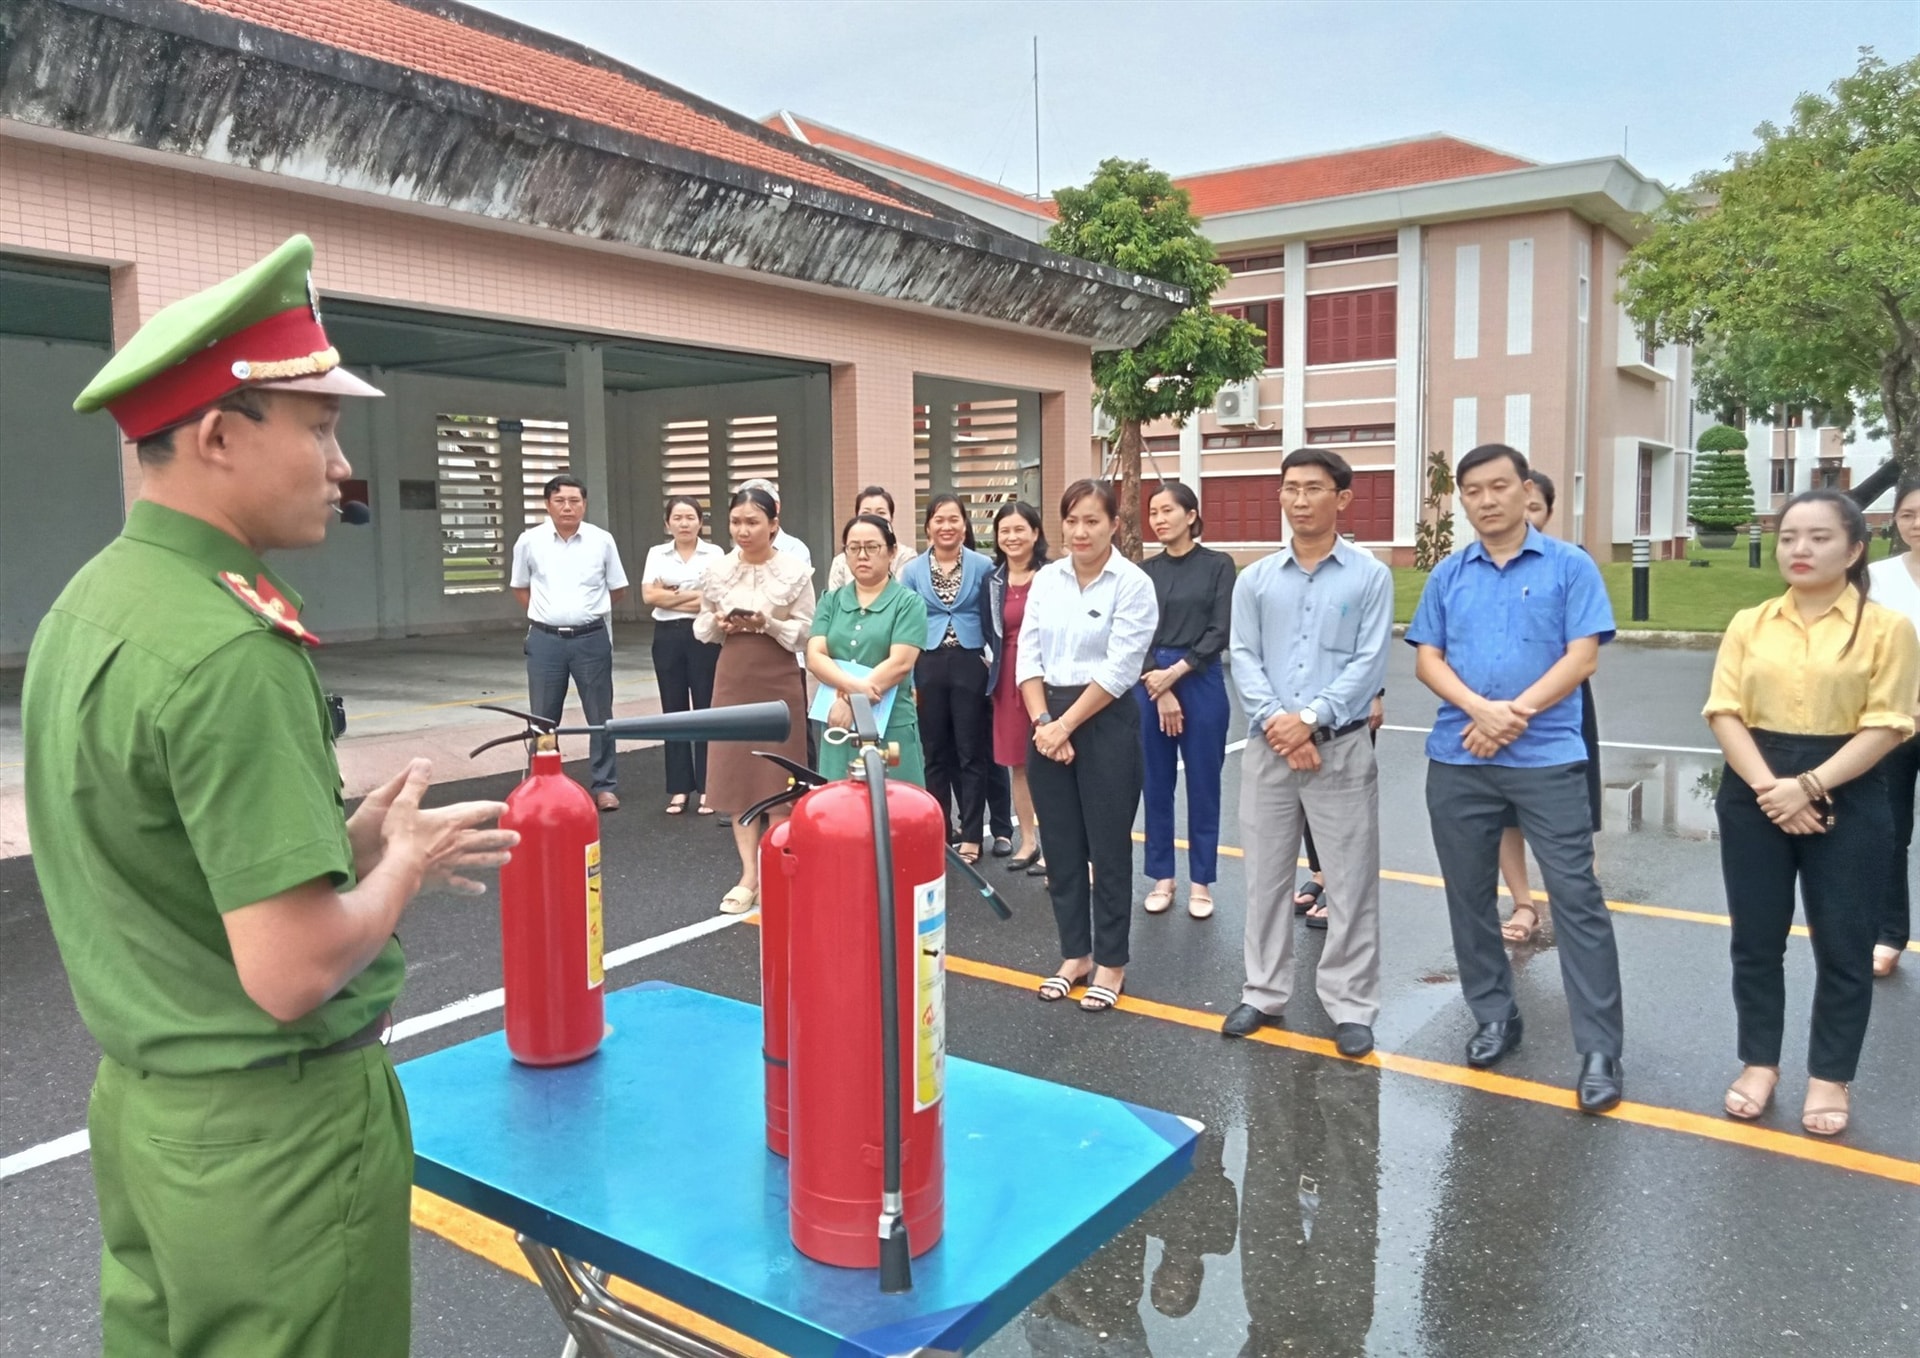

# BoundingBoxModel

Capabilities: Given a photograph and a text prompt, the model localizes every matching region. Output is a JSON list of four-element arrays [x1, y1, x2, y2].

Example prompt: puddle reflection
[[1598, 749, 1723, 841], [986, 1062, 1382, 1358]]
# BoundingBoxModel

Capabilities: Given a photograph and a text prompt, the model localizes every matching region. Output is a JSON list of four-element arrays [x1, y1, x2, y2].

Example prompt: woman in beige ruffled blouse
[[695, 486, 816, 913]]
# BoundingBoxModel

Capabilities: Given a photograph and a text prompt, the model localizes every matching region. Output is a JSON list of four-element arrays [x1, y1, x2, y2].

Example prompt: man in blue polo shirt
[[1407, 443, 1624, 1113]]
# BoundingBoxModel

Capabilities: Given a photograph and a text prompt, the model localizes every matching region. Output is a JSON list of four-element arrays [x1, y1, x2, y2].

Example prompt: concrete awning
[[2, 0, 1187, 349]]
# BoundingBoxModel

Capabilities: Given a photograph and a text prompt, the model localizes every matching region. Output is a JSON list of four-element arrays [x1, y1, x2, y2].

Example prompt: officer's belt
[[243, 1010, 391, 1070]]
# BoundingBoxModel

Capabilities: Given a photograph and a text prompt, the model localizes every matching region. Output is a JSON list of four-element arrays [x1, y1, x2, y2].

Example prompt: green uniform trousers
[[89, 1043, 413, 1357]]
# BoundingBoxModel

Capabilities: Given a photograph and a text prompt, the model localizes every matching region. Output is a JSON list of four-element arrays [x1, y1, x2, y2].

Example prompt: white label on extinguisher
[[912, 875, 946, 1112], [585, 841, 605, 988]]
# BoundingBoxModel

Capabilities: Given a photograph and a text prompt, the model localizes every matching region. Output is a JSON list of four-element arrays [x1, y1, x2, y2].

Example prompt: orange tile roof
[[184, 0, 918, 213], [1174, 137, 1533, 217], [769, 113, 1057, 220]]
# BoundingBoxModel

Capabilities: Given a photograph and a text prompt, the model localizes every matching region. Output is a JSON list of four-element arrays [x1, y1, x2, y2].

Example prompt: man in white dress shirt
[[511, 475, 629, 809]]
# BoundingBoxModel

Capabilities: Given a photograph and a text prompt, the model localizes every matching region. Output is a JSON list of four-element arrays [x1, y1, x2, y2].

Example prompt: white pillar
[[1394, 224, 1423, 545], [1282, 239, 1308, 453], [1178, 412, 1201, 490], [565, 343, 610, 525]]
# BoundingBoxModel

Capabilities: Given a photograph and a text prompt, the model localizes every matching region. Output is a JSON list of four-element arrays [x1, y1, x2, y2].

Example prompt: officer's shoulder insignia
[[217, 570, 321, 647]]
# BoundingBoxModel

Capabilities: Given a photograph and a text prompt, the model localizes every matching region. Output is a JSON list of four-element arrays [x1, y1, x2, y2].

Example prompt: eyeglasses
[[844, 541, 889, 556]]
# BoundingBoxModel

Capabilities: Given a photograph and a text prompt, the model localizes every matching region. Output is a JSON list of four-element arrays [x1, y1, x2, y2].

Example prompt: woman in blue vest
[[902, 494, 997, 862]]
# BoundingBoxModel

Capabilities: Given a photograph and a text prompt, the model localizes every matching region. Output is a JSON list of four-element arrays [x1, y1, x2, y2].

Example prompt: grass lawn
[[1391, 534, 1903, 633]]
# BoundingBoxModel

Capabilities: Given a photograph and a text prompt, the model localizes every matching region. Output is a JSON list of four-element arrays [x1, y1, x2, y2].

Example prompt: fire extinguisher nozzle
[[878, 1219, 914, 1294]]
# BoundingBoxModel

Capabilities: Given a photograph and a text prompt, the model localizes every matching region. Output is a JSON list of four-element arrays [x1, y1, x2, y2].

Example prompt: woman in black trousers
[[902, 494, 997, 862], [1705, 490, 1919, 1137], [1019, 480, 1159, 1013], [640, 495, 723, 814]]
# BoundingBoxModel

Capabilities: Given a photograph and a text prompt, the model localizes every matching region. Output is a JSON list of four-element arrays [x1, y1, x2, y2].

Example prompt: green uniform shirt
[[810, 579, 928, 786], [22, 501, 402, 1076]]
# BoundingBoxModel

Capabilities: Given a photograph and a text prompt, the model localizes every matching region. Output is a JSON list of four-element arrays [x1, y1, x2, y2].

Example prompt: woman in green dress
[[807, 513, 929, 784]]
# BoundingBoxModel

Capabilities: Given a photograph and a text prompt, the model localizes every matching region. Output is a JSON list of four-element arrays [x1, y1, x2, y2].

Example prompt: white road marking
[[0, 913, 749, 1182]]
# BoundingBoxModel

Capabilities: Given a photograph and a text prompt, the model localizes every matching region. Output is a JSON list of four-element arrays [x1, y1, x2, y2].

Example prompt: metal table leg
[[514, 1234, 745, 1358]]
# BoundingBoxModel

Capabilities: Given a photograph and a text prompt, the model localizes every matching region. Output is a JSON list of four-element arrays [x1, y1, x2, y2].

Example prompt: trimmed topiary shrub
[[1689, 426, 1756, 545]]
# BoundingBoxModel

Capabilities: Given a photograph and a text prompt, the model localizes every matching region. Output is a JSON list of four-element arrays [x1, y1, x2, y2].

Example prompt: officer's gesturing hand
[[225, 760, 514, 1023], [379, 758, 519, 895]]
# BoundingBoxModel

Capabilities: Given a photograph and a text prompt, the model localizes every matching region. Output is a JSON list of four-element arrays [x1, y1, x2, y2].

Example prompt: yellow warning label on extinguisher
[[913, 876, 947, 1111], [586, 841, 605, 988]]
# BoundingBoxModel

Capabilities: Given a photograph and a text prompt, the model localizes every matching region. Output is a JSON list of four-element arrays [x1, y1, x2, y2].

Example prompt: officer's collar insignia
[[217, 570, 321, 647]]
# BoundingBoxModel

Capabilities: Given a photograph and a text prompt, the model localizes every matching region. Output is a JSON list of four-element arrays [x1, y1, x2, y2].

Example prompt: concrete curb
[[1390, 623, 1721, 649]]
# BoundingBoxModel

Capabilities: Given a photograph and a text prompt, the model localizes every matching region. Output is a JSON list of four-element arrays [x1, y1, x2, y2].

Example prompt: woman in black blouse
[[1137, 482, 1236, 919]]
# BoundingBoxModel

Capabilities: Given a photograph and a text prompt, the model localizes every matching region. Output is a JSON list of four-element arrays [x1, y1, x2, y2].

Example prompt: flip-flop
[[1304, 898, 1329, 931], [1293, 880, 1324, 916]]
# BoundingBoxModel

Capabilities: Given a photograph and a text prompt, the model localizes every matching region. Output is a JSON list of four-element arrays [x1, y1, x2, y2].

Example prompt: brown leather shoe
[[594, 791, 620, 812]]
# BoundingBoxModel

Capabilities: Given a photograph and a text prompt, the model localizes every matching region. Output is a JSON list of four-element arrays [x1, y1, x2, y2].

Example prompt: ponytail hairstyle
[[1779, 488, 1872, 656]]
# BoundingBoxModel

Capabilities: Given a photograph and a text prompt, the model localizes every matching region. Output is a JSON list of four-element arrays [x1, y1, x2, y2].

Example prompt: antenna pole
[[1032, 36, 1041, 200]]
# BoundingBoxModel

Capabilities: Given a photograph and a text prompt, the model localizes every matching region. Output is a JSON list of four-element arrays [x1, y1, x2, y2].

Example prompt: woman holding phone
[[697, 486, 815, 914], [808, 513, 928, 784]]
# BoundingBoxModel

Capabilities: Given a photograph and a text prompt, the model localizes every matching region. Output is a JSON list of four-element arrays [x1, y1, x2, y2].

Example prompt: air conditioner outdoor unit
[[1213, 379, 1259, 426], [1092, 404, 1117, 440]]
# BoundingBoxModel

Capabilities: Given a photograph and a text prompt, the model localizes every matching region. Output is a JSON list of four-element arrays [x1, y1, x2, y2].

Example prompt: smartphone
[[727, 608, 757, 620]]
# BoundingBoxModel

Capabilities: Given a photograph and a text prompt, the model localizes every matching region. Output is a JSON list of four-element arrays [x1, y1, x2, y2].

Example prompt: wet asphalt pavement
[[5, 642, 1920, 1356]]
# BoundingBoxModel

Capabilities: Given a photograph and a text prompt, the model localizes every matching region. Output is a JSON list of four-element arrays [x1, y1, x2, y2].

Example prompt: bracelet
[[1796, 771, 1830, 805]]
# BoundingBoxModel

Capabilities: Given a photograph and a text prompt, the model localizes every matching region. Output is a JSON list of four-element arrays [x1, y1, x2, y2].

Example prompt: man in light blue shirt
[[1407, 443, 1623, 1113], [1226, 448, 1393, 1057]]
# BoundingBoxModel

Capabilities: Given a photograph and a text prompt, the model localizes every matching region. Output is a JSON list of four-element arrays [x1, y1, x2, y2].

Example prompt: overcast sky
[[469, 1, 1918, 194]]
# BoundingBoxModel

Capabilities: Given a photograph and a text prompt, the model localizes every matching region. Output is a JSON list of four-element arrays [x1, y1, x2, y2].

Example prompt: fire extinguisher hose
[[861, 733, 913, 1295]]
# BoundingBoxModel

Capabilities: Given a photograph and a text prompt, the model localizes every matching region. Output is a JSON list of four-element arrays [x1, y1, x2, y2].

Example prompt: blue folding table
[[398, 982, 1199, 1357]]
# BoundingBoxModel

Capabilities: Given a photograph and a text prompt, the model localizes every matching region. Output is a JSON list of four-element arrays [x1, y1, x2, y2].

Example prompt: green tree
[[1047, 159, 1266, 557], [1688, 424, 1757, 534], [1621, 49, 1920, 470]]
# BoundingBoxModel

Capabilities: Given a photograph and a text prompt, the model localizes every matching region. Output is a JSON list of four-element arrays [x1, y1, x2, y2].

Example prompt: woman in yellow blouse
[[1704, 490, 1920, 1137]]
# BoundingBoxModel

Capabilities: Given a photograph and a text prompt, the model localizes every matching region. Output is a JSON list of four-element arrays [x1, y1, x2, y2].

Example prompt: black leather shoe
[[1577, 1052, 1624, 1114], [990, 836, 1014, 858], [1466, 1015, 1522, 1068], [1221, 1003, 1279, 1039], [1334, 1023, 1374, 1058]]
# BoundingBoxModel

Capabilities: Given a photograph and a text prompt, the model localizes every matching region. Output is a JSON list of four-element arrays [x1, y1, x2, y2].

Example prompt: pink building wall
[[0, 135, 1093, 512]]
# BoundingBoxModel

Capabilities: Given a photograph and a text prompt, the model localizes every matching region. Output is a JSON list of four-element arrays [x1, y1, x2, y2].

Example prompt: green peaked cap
[[74, 235, 320, 414]]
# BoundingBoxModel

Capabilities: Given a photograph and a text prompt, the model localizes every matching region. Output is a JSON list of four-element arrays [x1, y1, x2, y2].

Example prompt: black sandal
[[1080, 982, 1124, 1013], [1293, 880, 1324, 916]]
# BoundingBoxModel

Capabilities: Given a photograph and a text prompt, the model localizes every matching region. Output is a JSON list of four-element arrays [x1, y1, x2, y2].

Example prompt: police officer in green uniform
[[22, 235, 517, 1357]]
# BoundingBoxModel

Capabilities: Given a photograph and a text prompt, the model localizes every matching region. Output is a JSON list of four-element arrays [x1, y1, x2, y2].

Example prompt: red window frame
[[1200, 470, 1396, 543], [1306, 288, 1396, 365], [1217, 301, 1283, 369], [1307, 237, 1396, 264]]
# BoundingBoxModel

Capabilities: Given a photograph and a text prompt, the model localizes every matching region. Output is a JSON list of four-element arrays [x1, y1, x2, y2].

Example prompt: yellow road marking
[[410, 1186, 784, 1358], [1134, 831, 1920, 952], [942, 954, 1920, 1188]]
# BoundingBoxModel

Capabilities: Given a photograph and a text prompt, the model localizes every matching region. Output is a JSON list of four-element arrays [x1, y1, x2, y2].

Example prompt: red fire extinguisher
[[786, 773, 948, 1270], [497, 734, 604, 1066], [759, 817, 793, 1157]]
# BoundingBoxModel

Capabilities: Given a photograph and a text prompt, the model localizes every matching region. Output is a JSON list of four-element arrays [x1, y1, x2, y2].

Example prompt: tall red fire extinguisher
[[772, 697, 1010, 1293], [497, 733, 604, 1066]]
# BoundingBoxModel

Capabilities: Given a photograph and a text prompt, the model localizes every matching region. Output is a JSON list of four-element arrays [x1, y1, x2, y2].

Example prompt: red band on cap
[[106, 307, 335, 441]]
